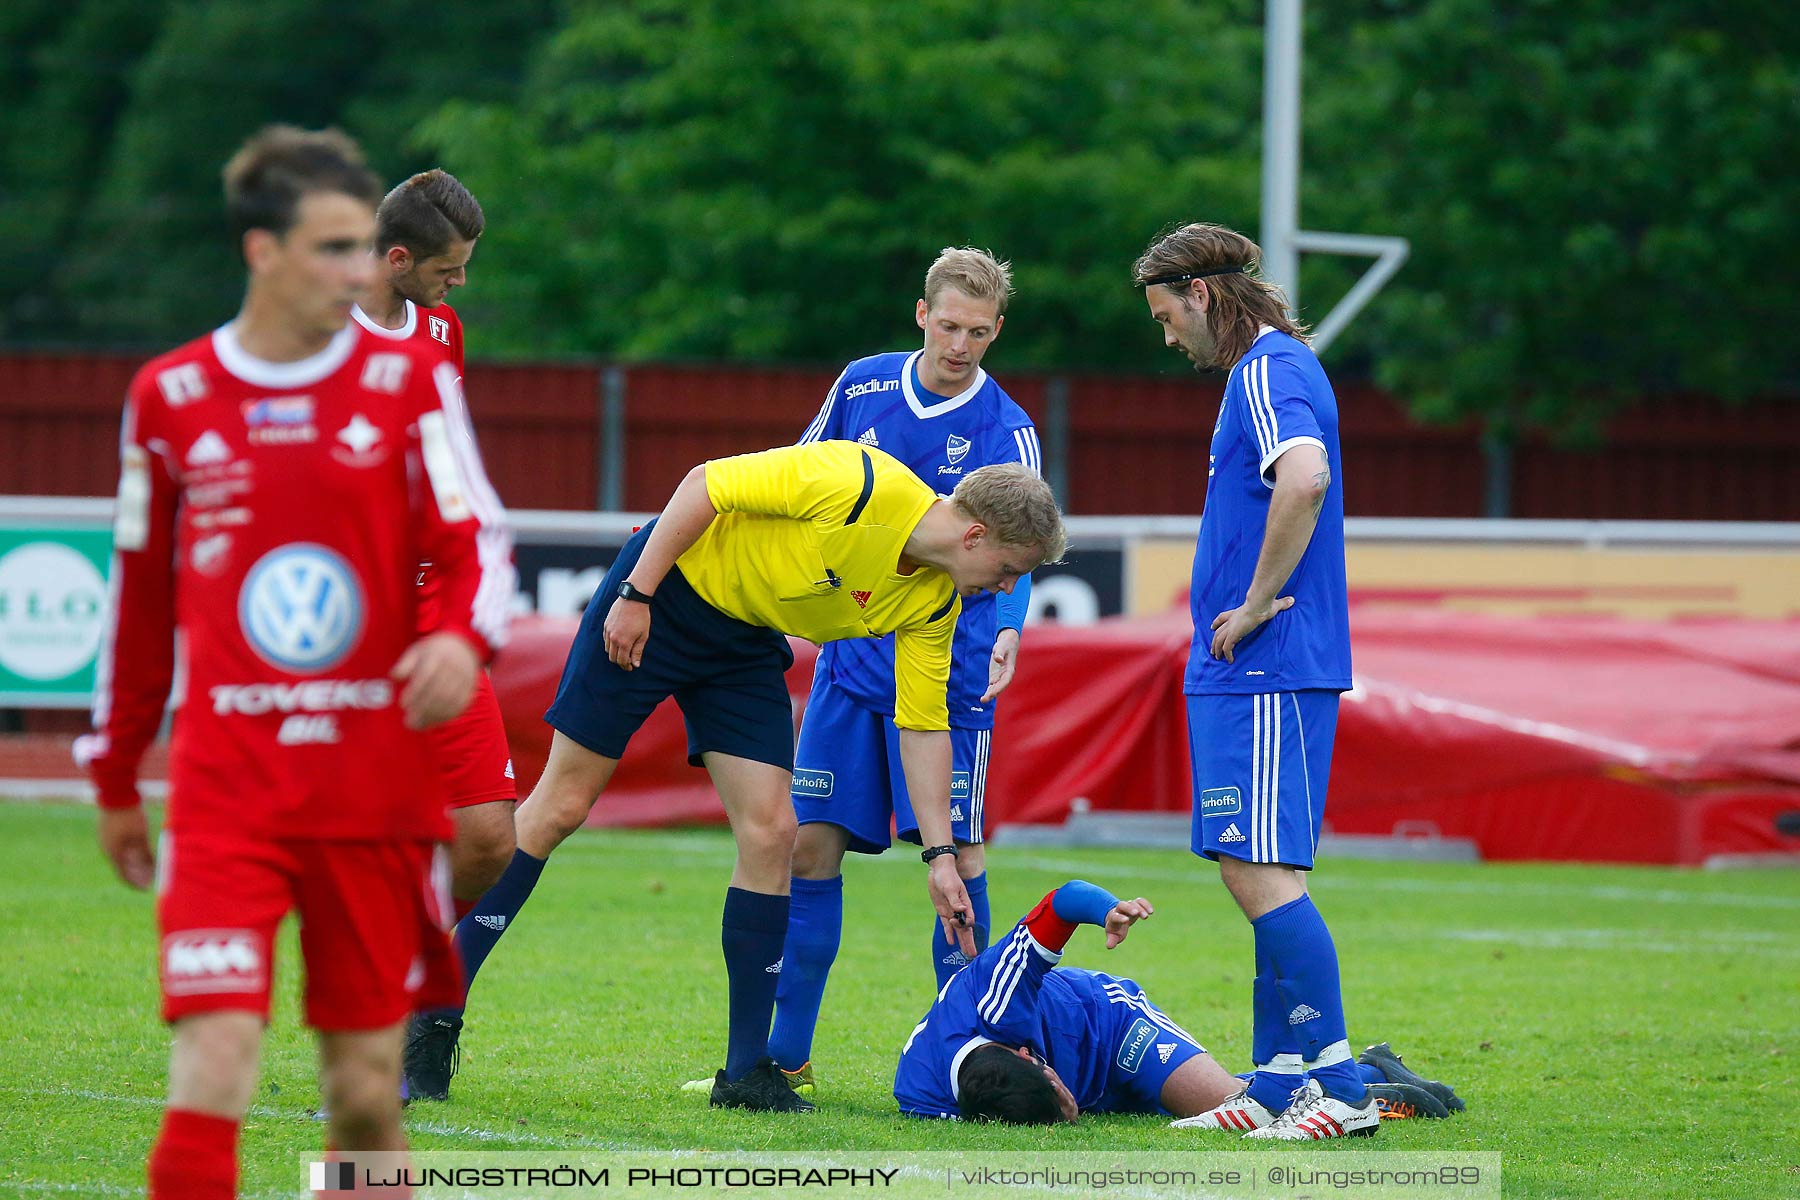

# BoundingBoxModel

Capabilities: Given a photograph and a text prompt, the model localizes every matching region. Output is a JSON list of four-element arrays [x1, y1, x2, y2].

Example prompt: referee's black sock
[[721, 887, 790, 1081], [453, 848, 546, 996]]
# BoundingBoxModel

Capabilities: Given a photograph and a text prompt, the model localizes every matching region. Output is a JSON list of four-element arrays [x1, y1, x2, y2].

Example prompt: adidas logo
[[851, 589, 871, 608], [504, 760, 515, 780], [1157, 1042, 1176, 1064], [949, 805, 964, 821], [186, 430, 231, 466], [765, 957, 784, 974], [1288, 1004, 1322, 1026], [472, 915, 507, 932], [1218, 823, 1247, 844], [856, 428, 880, 446]]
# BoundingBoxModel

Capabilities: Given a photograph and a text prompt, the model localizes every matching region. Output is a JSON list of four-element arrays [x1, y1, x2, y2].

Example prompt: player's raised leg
[[454, 732, 619, 995]]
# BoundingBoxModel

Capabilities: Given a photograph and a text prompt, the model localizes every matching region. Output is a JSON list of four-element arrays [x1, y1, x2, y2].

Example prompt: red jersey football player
[[77, 126, 513, 1199], [350, 170, 515, 1102]]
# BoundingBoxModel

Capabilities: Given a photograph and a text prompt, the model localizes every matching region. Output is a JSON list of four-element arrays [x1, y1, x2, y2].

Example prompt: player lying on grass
[[893, 880, 1463, 1133]]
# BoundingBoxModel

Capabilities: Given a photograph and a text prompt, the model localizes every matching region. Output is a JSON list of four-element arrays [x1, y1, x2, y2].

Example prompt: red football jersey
[[351, 300, 474, 632], [80, 320, 514, 840]]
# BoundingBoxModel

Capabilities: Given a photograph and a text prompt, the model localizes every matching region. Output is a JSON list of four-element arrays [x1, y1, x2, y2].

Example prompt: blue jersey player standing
[[765, 249, 1041, 1096], [1134, 222, 1377, 1140]]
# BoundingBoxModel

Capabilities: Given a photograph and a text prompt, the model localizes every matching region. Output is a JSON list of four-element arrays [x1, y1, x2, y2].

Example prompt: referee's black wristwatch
[[920, 844, 958, 865], [616, 581, 655, 604]]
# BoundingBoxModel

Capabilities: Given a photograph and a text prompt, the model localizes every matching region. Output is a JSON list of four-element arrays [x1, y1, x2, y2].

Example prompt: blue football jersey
[[893, 920, 1191, 1117], [800, 351, 1040, 729], [1185, 330, 1352, 695]]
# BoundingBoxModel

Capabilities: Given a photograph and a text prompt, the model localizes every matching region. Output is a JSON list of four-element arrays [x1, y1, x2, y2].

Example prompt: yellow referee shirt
[[677, 441, 960, 731]]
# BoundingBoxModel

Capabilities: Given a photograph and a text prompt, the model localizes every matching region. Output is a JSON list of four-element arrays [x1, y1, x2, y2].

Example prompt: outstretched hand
[[1103, 897, 1154, 949]]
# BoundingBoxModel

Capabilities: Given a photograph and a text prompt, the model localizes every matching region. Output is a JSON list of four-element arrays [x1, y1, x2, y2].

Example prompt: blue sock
[[448, 848, 547, 1013], [930, 871, 990, 988], [1247, 1063, 1384, 1087], [1245, 937, 1308, 1112], [722, 887, 789, 1081], [1255, 894, 1365, 1103], [766, 875, 843, 1071]]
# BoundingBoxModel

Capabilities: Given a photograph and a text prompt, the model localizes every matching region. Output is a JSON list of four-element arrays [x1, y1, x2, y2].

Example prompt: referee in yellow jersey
[[453, 441, 1066, 1111]]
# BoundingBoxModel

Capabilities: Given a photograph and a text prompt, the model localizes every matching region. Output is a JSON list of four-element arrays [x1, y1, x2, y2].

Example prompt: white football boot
[[1244, 1078, 1380, 1140], [1170, 1084, 1287, 1132]]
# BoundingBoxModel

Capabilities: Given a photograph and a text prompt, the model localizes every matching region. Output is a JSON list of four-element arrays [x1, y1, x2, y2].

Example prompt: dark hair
[[376, 169, 485, 260], [1132, 222, 1310, 368], [222, 125, 381, 247], [956, 1044, 1065, 1125]]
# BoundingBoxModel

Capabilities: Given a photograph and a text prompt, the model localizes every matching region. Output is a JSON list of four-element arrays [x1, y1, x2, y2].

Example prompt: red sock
[[453, 896, 477, 923], [148, 1107, 239, 1200]]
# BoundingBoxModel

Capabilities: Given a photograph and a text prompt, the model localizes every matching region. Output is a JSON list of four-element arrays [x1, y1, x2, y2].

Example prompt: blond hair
[[1132, 223, 1309, 368], [924, 247, 1013, 315], [952, 463, 1067, 564]]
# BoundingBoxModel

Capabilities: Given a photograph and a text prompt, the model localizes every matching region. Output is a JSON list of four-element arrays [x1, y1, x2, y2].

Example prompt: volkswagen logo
[[238, 545, 364, 672]]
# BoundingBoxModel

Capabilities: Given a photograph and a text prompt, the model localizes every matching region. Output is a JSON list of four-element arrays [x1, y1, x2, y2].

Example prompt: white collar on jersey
[[211, 320, 358, 389], [900, 349, 989, 420], [947, 1035, 997, 1102], [350, 299, 418, 340]]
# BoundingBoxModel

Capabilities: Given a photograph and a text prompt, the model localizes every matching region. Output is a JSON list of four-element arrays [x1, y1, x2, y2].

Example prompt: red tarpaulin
[[491, 608, 1800, 865]]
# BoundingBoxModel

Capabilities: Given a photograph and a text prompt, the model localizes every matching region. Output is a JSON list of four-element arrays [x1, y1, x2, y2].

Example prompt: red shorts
[[155, 832, 462, 1030], [428, 670, 517, 810]]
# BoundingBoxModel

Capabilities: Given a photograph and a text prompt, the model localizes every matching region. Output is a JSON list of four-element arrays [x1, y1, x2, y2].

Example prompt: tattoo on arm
[[1310, 466, 1331, 518]]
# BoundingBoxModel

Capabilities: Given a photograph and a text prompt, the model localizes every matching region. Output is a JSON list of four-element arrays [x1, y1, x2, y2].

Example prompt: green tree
[[1305, 0, 1800, 433], [420, 0, 1267, 366], [3, 0, 551, 346], [0, 1, 174, 341]]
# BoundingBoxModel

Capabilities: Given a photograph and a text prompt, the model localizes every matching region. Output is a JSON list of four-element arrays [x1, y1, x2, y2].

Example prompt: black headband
[[1139, 264, 1247, 288]]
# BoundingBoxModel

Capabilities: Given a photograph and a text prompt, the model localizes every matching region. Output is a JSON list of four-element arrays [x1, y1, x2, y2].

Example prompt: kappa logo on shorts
[[1199, 786, 1242, 816], [163, 929, 265, 996], [1158, 1042, 1177, 1064], [1218, 823, 1247, 844], [791, 769, 834, 798], [1115, 1017, 1158, 1074]]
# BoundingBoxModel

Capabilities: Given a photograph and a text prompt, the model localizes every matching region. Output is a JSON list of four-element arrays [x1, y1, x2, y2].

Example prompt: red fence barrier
[[3, 349, 1794, 519]]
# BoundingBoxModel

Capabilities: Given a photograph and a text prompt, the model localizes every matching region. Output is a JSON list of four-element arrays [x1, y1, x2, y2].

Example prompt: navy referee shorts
[[544, 521, 797, 770]]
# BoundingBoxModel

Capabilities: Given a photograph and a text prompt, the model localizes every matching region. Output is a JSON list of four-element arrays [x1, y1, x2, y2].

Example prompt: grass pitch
[[1, 799, 1796, 1198]]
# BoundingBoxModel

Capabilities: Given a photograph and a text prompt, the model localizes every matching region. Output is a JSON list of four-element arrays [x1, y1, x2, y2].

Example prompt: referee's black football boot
[[708, 1056, 816, 1113], [402, 1013, 463, 1104], [1358, 1042, 1464, 1113]]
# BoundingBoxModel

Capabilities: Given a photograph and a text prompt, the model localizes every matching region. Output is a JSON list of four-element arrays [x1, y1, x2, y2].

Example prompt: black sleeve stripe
[[928, 594, 957, 624], [846, 449, 875, 525]]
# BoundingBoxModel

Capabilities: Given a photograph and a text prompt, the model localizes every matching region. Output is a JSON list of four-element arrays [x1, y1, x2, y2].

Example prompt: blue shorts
[[791, 672, 990, 855], [1076, 973, 1209, 1116], [545, 522, 796, 770], [1186, 690, 1340, 870]]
